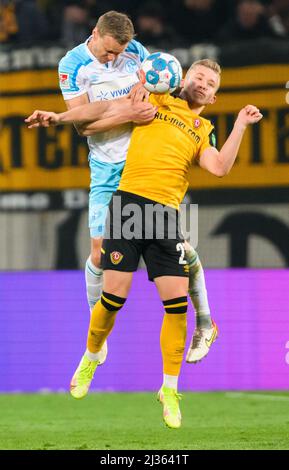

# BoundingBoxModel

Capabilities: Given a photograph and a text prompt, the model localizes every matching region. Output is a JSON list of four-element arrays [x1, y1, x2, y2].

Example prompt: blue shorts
[[88, 158, 125, 238]]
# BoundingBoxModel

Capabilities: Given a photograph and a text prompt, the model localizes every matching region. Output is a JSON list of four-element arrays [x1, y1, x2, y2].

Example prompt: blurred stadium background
[[0, 0, 289, 450]]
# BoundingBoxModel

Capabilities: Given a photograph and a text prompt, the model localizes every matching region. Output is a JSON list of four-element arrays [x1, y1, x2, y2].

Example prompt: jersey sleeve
[[58, 49, 92, 100], [125, 39, 150, 63], [197, 124, 217, 159]]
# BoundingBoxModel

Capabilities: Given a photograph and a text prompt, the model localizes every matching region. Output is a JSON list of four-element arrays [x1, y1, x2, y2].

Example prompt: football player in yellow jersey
[[26, 60, 263, 428]]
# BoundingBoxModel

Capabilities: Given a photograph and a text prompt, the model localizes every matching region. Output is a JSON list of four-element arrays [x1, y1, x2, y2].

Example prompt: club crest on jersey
[[125, 59, 138, 73], [59, 73, 70, 88], [110, 251, 123, 265], [194, 118, 201, 129]]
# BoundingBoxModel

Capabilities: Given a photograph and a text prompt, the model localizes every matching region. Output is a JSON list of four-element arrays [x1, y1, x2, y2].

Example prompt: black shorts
[[101, 190, 189, 281]]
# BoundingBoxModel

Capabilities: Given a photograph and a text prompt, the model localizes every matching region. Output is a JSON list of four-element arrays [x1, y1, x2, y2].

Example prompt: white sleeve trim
[[62, 89, 88, 101]]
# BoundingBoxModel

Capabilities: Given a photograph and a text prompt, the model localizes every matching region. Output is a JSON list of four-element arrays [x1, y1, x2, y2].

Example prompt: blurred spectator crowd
[[0, 0, 289, 47]]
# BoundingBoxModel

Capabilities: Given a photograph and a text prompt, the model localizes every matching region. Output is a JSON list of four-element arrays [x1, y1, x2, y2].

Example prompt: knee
[[90, 249, 102, 268], [185, 244, 201, 269], [103, 272, 132, 299], [103, 284, 130, 299], [184, 240, 193, 253], [185, 242, 197, 258]]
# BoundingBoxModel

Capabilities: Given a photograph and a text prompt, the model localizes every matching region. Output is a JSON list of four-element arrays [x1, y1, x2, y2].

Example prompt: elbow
[[214, 158, 230, 177], [213, 166, 228, 178], [76, 125, 100, 136], [74, 123, 91, 137], [74, 124, 86, 137], [77, 129, 89, 137], [76, 127, 92, 137]]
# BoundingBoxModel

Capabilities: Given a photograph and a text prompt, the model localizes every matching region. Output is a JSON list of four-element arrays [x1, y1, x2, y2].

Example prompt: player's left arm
[[199, 105, 263, 177]]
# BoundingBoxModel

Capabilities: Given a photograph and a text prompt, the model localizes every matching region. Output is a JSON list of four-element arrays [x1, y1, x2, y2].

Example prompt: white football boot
[[186, 320, 218, 363]]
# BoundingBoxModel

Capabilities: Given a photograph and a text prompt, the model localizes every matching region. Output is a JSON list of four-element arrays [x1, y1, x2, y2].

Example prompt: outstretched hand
[[25, 110, 60, 128], [236, 105, 263, 128]]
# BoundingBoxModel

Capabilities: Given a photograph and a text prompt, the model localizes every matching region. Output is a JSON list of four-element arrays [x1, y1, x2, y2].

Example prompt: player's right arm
[[63, 94, 154, 136], [25, 98, 157, 130]]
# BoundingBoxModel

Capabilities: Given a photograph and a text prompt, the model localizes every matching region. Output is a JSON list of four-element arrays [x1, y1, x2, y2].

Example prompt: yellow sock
[[87, 291, 126, 353], [160, 297, 187, 376]]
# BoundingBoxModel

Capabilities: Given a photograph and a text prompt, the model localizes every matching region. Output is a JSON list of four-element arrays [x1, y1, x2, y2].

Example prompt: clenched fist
[[236, 105, 263, 128]]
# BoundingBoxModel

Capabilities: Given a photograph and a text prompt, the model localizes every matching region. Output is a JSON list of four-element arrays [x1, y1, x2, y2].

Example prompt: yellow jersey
[[119, 93, 215, 209]]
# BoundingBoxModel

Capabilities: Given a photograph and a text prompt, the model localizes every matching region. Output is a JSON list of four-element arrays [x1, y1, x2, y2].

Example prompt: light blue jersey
[[58, 38, 149, 164], [58, 37, 149, 237]]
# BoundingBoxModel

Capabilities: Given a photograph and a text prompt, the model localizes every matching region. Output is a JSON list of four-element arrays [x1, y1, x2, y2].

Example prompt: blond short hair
[[187, 59, 221, 89], [96, 11, 135, 45], [188, 59, 221, 76]]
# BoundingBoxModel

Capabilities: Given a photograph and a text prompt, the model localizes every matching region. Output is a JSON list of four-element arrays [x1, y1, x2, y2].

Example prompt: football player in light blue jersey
[[58, 11, 155, 363]]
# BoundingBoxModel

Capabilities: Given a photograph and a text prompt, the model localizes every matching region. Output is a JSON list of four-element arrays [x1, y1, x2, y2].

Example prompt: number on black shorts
[[176, 242, 186, 265]]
